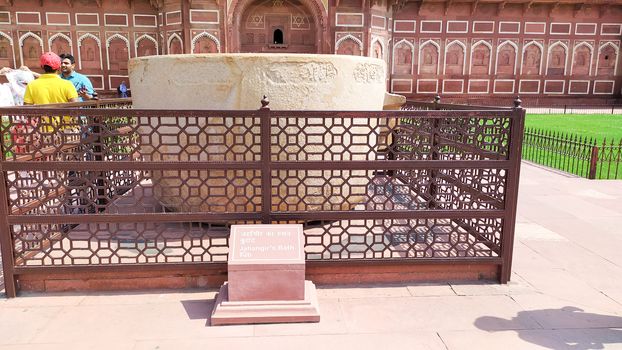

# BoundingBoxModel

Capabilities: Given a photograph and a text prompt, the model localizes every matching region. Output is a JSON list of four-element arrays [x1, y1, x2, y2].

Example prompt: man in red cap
[[23, 52, 79, 105], [21, 52, 80, 143]]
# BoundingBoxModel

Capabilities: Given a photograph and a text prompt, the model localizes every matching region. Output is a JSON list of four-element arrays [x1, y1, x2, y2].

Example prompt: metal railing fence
[[408, 95, 622, 114], [522, 128, 622, 179], [0, 99, 525, 297], [0, 98, 131, 296], [403, 98, 509, 112]]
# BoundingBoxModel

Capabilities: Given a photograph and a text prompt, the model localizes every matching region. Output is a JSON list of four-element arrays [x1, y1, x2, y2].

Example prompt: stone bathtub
[[129, 53, 404, 213]]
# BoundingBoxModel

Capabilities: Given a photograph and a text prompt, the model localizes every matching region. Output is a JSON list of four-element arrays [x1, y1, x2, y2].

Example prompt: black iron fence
[[410, 95, 622, 115], [523, 105, 622, 115], [522, 128, 622, 179]]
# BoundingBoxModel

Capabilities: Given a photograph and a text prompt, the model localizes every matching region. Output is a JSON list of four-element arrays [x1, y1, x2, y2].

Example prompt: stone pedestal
[[211, 281, 320, 325], [210, 224, 320, 325], [129, 54, 404, 214]]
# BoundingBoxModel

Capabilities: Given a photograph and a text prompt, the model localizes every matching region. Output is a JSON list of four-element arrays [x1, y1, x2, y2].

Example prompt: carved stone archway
[[228, 0, 327, 53]]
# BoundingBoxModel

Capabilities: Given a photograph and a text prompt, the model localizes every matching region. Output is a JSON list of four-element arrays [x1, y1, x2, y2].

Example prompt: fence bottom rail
[[13, 260, 502, 293]]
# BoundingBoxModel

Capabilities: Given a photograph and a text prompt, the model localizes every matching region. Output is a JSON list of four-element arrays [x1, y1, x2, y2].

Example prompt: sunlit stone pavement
[[0, 161, 621, 349]]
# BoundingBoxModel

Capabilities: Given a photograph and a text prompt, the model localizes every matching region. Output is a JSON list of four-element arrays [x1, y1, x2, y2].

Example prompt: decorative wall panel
[[0, 0, 619, 99]]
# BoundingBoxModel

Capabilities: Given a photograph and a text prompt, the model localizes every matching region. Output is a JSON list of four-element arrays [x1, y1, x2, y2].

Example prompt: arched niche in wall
[[495, 40, 517, 75], [19, 32, 43, 69], [370, 38, 384, 61], [444, 40, 465, 75], [192, 32, 220, 53], [418, 40, 439, 75], [49, 33, 72, 56], [392, 39, 413, 75], [546, 42, 568, 76], [235, 0, 321, 53], [0, 32, 15, 68], [597, 42, 619, 76], [78, 34, 102, 71], [571, 42, 593, 76], [168, 34, 183, 55], [273, 28, 284, 44], [521, 41, 542, 75], [136, 34, 158, 57], [470, 40, 491, 75], [107, 34, 129, 73], [335, 35, 362, 56]]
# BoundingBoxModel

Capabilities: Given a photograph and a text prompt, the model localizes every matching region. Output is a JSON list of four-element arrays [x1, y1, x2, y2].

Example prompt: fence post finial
[[513, 96, 522, 109], [260, 95, 270, 110], [433, 95, 441, 110]]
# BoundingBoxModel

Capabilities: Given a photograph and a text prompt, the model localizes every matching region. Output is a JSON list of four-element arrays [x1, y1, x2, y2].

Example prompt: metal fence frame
[[0, 99, 525, 297]]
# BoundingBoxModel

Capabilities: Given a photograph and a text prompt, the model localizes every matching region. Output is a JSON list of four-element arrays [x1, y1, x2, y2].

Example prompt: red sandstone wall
[[0, 0, 223, 92], [388, 2, 622, 101], [0, 0, 620, 102], [0, 0, 162, 91]]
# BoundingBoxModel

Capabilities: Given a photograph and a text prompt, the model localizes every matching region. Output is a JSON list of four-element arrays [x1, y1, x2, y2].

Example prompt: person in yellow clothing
[[24, 52, 78, 105], [22, 52, 79, 141]]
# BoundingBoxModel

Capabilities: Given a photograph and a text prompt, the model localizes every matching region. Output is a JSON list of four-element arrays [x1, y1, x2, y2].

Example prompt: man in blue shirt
[[118, 81, 128, 98], [59, 53, 95, 101]]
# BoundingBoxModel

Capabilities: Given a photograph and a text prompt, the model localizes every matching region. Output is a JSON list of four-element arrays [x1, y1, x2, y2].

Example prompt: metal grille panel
[[0, 101, 525, 296]]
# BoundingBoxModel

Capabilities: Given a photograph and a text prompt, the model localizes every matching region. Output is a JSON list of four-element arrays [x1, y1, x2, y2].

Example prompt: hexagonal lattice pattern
[[299, 217, 502, 260], [12, 221, 248, 265], [271, 116, 384, 161], [1, 106, 517, 270]]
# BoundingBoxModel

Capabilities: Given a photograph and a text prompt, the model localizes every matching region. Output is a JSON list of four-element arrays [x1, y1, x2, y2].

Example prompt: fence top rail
[[17, 98, 132, 108], [1, 159, 513, 169], [0, 107, 519, 119], [409, 95, 622, 106], [405, 100, 513, 111], [524, 133, 596, 147], [524, 127, 622, 147]]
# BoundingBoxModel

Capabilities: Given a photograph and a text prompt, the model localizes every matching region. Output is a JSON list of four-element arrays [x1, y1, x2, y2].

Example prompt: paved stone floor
[[0, 250, 3, 292], [0, 162, 621, 349], [0, 240, 5, 294]]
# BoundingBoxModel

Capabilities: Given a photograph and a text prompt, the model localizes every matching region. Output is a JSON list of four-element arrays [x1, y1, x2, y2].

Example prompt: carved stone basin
[[129, 53, 404, 213]]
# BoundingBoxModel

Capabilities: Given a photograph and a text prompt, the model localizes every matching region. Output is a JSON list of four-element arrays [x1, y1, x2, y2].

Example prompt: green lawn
[[525, 114, 622, 143]]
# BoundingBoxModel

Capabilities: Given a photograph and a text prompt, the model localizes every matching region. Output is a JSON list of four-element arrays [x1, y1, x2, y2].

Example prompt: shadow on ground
[[181, 299, 216, 326], [475, 306, 622, 349]]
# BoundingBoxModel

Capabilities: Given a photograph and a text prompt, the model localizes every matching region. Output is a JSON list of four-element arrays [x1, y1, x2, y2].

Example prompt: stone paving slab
[[0, 162, 621, 349], [440, 329, 622, 350], [338, 294, 541, 332], [0, 306, 63, 346], [406, 283, 457, 297], [0, 342, 136, 350], [0, 249, 3, 293], [132, 332, 448, 350], [316, 285, 413, 299]]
